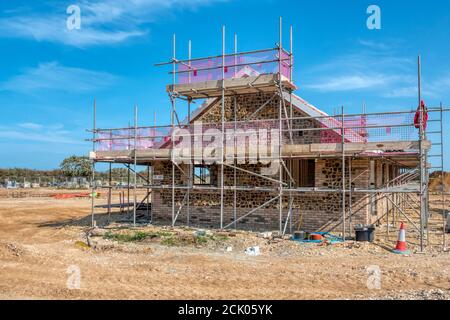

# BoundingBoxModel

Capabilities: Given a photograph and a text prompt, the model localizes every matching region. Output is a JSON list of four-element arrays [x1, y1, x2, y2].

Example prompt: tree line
[[1, 156, 135, 183]]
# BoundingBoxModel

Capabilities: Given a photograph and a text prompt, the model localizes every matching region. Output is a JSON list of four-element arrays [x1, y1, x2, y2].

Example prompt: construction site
[[90, 20, 448, 252], [1, 19, 449, 300]]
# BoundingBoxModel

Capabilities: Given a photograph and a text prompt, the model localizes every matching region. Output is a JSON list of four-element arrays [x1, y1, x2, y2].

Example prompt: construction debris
[[257, 231, 272, 239], [52, 192, 100, 199], [245, 246, 260, 256], [193, 229, 206, 237], [90, 227, 108, 237]]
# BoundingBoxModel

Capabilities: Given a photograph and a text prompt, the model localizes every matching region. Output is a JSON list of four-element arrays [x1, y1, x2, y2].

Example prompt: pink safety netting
[[97, 127, 172, 151], [177, 49, 291, 85], [95, 112, 418, 152]]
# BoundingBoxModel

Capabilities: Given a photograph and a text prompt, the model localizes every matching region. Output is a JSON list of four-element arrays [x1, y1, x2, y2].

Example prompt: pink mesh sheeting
[[95, 112, 417, 152], [345, 112, 416, 143], [97, 127, 171, 151], [286, 111, 417, 145], [177, 49, 292, 85], [280, 50, 291, 80], [170, 120, 280, 149]]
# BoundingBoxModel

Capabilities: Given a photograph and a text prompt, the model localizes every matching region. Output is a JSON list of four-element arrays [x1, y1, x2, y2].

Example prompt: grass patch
[[103, 229, 229, 247], [160, 233, 209, 247], [192, 234, 229, 246], [210, 234, 229, 242], [161, 235, 178, 246], [194, 235, 208, 245], [104, 231, 157, 243], [156, 231, 174, 237]]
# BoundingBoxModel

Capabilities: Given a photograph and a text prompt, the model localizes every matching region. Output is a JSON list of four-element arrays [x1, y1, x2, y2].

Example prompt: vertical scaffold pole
[[234, 34, 238, 77], [233, 33, 237, 229], [126, 164, 130, 214], [91, 98, 96, 227], [289, 25, 293, 125], [220, 26, 225, 229], [278, 16, 283, 233], [151, 110, 156, 223], [171, 34, 176, 227], [108, 162, 112, 220], [147, 164, 150, 221], [188, 40, 192, 84], [289, 24, 293, 234], [440, 102, 446, 250], [349, 157, 352, 237], [289, 25, 293, 83], [341, 106, 346, 241], [133, 105, 138, 228], [187, 40, 192, 226], [127, 161, 130, 214], [418, 55, 425, 252]]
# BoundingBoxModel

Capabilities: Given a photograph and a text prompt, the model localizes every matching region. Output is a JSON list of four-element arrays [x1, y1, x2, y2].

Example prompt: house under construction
[[89, 19, 448, 251]]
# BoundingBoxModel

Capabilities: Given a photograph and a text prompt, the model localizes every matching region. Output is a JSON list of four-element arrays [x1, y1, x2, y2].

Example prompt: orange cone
[[393, 222, 410, 254]]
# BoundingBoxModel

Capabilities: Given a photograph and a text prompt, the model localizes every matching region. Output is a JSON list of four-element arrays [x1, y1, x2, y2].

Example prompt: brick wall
[[151, 157, 374, 232], [197, 92, 341, 144], [150, 92, 378, 232]]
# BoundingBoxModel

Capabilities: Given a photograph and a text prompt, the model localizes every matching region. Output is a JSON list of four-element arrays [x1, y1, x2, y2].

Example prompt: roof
[[283, 92, 365, 143]]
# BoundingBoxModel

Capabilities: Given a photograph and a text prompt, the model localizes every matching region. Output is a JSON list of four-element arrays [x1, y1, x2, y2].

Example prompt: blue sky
[[0, 0, 449, 169]]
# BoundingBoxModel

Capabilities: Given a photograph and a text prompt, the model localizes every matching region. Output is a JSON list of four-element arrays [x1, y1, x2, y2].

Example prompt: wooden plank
[[283, 141, 430, 155], [167, 74, 296, 98], [94, 140, 429, 164], [283, 144, 309, 156], [310, 143, 339, 153], [95, 149, 171, 161]]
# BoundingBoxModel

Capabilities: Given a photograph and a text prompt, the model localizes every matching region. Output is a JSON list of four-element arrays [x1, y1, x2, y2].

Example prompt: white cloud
[[357, 39, 406, 53], [382, 75, 450, 99], [0, 0, 228, 47], [302, 40, 418, 94], [0, 62, 118, 93], [0, 15, 147, 47], [305, 74, 389, 92], [0, 123, 83, 145], [358, 39, 390, 51], [18, 122, 43, 130], [383, 86, 419, 98]]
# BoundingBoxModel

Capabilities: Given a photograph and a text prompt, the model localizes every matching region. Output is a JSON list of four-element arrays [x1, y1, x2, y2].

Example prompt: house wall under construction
[[151, 159, 400, 232], [149, 92, 404, 232]]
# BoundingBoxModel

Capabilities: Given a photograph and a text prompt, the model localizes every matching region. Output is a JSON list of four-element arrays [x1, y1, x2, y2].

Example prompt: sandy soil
[[0, 189, 449, 300]]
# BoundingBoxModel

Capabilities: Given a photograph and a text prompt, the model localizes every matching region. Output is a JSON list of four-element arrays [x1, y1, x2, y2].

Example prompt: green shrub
[[104, 231, 157, 242]]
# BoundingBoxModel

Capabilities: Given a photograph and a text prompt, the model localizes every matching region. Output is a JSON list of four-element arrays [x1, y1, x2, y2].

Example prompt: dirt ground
[[0, 188, 449, 300]]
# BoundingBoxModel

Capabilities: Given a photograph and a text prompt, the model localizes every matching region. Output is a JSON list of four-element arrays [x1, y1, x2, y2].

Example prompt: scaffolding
[[88, 18, 448, 252]]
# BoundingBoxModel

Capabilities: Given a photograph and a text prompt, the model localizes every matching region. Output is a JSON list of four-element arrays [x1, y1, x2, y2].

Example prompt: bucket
[[293, 231, 306, 240], [354, 225, 375, 242], [310, 233, 323, 241]]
